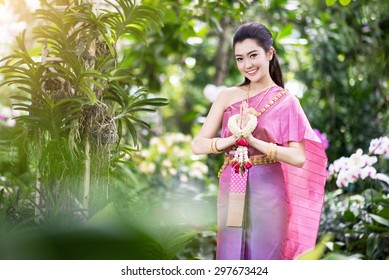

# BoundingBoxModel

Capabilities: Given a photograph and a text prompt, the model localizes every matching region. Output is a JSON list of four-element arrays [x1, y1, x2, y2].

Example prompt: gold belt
[[218, 155, 279, 177]]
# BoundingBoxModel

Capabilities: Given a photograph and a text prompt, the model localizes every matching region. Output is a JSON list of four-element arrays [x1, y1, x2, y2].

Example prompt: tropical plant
[[320, 136, 389, 259], [0, 0, 167, 223], [0, 202, 199, 260]]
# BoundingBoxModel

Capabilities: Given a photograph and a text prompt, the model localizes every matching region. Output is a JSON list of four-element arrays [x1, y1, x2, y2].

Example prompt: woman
[[192, 22, 327, 260]]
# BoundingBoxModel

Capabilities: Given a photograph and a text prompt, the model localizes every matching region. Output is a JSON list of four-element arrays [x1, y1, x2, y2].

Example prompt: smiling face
[[234, 38, 273, 84]]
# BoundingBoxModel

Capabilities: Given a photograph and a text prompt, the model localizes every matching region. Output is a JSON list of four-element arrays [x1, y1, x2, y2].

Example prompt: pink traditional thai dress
[[216, 85, 327, 260]]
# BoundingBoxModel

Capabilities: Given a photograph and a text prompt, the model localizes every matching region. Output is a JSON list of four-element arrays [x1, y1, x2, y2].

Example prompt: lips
[[246, 68, 258, 76]]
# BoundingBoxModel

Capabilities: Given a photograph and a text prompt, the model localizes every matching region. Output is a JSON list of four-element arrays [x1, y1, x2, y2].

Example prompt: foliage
[[292, 0, 389, 164], [320, 136, 389, 259], [108, 159, 216, 260], [107, 131, 218, 259], [133, 132, 209, 187], [0, 202, 198, 260], [0, 0, 167, 222]]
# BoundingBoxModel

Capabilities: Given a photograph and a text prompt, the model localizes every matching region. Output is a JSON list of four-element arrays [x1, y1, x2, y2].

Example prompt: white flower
[[149, 137, 160, 147], [329, 141, 388, 188], [349, 149, 366, 169], [172, 146, 186, 157], [179, 174, 189, 183], [1, 107, 12, 118], [169, 168, 177, 176], [180, 166, 189, 173], [162, 159, 172, 168], [191, 161, 209, 174], [172, 132, 187, 143], [347, 149, 377, 175], [139, 162, 156, 173], [165, 134, 176, 146], [358, 166, 377, 180], [369, 136, 389, 159], [331, 156, 349, 173], [6, 118, 16, 127], [363, 154, 378, 166], [157, 144, 167, 154], [369, 137, 380, 153], [336, 170, 352, 187], [189, 169, 204, 179], [139, 150, 150, 158]]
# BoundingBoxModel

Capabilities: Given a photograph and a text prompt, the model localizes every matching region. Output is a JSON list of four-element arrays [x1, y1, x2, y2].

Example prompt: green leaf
[[325, 241, 345, 251], [79, 85, 98, 104], [366, 233, 379, 258], [154, 227, 198, 260], [298, 234, 334, 260], [124, 118, 138, 145], [277, 23, 293, 40], [369, 214, 389, 227], [339, 0, 351, 6], [326, 0, 337, 6], [343, 209, 356, 222], [362, 188, 381, 203], [377, 207, 389, 219]]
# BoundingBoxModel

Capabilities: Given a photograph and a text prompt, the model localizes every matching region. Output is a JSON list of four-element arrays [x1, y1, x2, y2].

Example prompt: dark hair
[[233, 22, 284, 88]]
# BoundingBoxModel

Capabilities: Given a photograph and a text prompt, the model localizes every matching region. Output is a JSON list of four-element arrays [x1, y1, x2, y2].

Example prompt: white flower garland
[[232, 146, 250, 172], [227, 113, 258, 174], [227, 113, 258, 138]]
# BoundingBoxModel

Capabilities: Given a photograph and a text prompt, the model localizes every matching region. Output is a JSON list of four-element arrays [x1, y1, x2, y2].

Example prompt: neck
[[248, 79, 276, 95]]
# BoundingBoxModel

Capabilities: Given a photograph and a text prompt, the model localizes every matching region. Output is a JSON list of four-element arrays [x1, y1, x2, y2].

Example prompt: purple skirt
[[216, 162, 287, 260]]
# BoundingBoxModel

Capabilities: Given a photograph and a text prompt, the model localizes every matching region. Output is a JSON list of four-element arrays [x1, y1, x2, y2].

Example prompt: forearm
[[247, 135, 306, 167], [192, 135, 236, 155]]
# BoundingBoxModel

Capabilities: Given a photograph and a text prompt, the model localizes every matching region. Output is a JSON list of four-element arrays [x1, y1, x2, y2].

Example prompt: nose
[[244, 60, 253, 69]]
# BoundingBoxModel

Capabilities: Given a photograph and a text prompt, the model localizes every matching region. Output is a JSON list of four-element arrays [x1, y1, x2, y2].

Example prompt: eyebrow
[[235, 50, 258, 57]]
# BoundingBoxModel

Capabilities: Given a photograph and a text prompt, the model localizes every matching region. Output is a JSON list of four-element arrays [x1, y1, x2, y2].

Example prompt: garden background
[[0, 0, 388, 260]]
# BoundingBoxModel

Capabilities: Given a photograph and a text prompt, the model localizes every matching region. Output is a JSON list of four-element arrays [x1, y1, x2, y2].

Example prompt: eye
[[250, 53, 258, 59], [236, 57, 243, 62]]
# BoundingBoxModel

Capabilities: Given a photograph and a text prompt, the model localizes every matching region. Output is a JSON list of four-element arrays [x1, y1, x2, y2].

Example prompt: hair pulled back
[[233, 22, 284, 88]]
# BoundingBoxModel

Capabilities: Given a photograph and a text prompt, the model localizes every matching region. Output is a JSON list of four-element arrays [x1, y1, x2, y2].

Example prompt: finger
[[243, 101, 248, 111], [239, 104, 243, 127], [243, 103, 248, 120]]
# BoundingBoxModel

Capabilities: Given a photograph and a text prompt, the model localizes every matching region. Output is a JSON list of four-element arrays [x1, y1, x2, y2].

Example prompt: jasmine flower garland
[[227, 113, 258, 174], [227, 114, 257, 138]]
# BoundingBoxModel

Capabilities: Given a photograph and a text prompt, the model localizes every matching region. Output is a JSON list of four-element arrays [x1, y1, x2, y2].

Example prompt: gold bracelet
[[211, 138, 223, 154], [272, 144, 277, 160], [210, 138, 217, 154], [267, 144, 272, 159], [267, 143, 277, 160]]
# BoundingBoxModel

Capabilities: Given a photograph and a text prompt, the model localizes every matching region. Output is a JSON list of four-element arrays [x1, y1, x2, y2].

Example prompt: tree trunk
[[213, 16, 232, 86]]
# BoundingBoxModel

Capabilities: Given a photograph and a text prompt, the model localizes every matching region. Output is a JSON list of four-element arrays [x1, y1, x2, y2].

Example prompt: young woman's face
[[234, 38, 273, 84]]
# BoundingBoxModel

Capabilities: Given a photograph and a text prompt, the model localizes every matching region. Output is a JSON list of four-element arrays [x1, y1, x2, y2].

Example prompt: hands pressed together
[[238, 101, 255, 145]]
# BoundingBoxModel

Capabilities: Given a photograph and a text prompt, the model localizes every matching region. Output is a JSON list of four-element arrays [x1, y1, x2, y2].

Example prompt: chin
[[246, 76, 261, 83]]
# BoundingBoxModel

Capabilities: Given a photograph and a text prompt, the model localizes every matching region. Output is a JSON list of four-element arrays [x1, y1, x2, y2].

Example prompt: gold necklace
[[246, 83, 275, 110], [248, 89, 287, 117]]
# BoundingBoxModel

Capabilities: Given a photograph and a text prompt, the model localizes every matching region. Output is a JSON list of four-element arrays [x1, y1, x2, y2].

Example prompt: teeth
[[247, 69, 257, 74]]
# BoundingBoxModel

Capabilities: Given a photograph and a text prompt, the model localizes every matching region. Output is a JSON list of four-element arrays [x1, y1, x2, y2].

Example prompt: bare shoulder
[[215, 86, 245, 110]]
